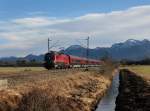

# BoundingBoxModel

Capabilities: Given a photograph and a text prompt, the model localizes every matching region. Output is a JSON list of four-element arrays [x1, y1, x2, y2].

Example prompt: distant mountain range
[[0, 54, 44, 63], [1, 39, 150, 62], [62, 39, 150, 61]]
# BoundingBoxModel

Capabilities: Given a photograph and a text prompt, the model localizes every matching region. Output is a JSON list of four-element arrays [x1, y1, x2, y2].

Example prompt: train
[[44, 51, 102, 69]]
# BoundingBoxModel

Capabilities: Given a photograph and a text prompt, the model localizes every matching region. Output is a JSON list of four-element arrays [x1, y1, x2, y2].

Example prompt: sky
[[0, 0, 150, 57]]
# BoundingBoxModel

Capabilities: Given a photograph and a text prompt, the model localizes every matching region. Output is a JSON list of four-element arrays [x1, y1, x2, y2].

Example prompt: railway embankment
[[115, 69, 150, 111], [0, 68, 116, 111]]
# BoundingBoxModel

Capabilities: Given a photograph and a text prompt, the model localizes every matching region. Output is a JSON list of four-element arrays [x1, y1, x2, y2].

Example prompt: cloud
[[12, 17, 70, 27], [0, 5, 150, 57]]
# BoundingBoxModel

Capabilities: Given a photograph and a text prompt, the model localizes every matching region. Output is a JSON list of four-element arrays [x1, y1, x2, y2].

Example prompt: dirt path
[[116, 69, 150, 111]]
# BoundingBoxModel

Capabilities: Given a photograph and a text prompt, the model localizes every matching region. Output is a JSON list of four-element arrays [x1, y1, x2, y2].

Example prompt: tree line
[[0, 59, 43, 67], [120, 58, 150, 65]]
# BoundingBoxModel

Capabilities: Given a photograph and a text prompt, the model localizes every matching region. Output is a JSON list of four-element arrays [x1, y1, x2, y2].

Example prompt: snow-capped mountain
[[64, 39, 150, 60], [1, 39, 150, 61], [112, 39, 149, 48]]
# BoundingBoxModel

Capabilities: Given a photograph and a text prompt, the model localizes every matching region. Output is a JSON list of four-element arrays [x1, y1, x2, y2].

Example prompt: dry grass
[[123, 65, 150, 80], [0, 68, 114, 111], [16, 72, 110, 111], [0, 67, 46, 73]]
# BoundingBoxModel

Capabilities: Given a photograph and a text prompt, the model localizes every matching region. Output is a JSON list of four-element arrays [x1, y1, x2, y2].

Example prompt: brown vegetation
[[0, 68, 115, 111]]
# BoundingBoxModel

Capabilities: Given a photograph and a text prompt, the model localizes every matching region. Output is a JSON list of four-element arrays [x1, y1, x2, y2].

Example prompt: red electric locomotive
[[44, 51, 101, 69]]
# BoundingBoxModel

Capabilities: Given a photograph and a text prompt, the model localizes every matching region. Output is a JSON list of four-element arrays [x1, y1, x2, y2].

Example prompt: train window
[[77, 60, 81, 62], [73, 60, 81, 63]]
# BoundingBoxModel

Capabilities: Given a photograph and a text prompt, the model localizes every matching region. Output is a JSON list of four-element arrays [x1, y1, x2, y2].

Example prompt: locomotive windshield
[[44, 51, 55, 69], [45, 52, 54, 61]]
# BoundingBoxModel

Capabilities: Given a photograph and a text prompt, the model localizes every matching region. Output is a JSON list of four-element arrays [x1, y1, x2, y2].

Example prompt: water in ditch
[[96, 72, 119, 111]]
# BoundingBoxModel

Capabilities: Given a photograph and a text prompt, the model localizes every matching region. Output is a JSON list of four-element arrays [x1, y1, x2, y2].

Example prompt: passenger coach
[[44, 51, 101, 69]]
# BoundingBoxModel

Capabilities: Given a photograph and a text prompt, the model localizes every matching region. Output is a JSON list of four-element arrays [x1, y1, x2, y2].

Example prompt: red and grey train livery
[[44, 51, 102, 69]]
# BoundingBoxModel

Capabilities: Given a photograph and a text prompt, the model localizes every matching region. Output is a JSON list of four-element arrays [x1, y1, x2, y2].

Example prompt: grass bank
[[123, 65, 150, 80], [0, 67, 115, 111]]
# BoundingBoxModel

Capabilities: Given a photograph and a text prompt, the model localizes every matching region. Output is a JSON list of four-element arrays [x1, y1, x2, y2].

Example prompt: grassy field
[[123, 65, 150, 79], [0, 66, 114, 111], [0, 67, 46, 73]]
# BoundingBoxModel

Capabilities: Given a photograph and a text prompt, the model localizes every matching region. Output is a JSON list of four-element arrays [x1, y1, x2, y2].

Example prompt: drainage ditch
[[95, 72, 119, 111]]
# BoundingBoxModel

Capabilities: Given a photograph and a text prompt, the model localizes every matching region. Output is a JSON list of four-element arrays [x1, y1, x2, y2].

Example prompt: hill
[[0, 39, 150, 63], [63, 39, 150, 61]]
